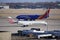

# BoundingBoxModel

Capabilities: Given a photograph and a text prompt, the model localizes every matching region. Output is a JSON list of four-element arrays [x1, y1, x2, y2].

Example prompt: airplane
[[8, 8, 50, 27], [16, 8, 50, 21]]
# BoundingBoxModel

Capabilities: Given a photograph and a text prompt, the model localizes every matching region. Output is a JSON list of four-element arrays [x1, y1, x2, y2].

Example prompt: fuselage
[[18, 20, 47, 25], [16, 15, 48, 21]]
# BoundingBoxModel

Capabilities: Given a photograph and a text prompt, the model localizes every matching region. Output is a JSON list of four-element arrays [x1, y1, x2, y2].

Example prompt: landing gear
[[22, 25, 28, 27]]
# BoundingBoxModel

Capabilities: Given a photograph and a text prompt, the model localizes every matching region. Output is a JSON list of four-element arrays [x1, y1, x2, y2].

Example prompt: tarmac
[[0, 9, 60, 33]]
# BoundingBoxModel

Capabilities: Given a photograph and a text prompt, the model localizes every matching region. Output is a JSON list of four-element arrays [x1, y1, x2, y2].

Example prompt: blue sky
[[0, 0, 60, 3]]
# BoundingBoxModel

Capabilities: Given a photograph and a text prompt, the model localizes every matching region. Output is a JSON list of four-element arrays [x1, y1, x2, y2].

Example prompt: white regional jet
[[8, 16, 47, 27]]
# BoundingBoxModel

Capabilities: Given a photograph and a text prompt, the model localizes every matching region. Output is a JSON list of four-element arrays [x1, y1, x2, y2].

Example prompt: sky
[[0, 0, 60, 3]]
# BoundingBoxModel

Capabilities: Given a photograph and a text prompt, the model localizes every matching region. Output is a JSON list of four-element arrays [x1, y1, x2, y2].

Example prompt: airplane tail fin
[[37, 8, 50, 19], [8, 16, 15, 24]]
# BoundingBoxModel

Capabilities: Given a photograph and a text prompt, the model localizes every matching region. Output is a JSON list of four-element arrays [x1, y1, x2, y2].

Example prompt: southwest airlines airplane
[[8, 8, 50, 27]]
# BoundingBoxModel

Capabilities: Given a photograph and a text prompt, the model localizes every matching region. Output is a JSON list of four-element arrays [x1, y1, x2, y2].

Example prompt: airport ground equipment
[[13, 30, 60, 39], [18, 28, 52, 38], [45, 30, 60, 38]]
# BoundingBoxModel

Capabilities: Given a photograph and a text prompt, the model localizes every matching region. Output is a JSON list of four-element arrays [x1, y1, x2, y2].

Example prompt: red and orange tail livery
[[37, 8, 50, 19]]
